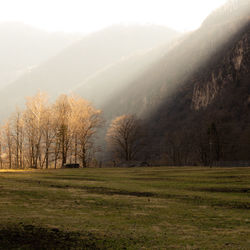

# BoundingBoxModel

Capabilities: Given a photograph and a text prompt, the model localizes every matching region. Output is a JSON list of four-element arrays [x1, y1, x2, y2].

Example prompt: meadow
[[0, 167, 249, 249]]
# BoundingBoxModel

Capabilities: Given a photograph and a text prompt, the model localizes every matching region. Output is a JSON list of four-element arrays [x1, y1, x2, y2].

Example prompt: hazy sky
[[0, 0, 227, 33]]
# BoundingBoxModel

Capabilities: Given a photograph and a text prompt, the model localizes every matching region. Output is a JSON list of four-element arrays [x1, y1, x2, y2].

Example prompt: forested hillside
[[101, 0, 250, 165], [0, 1, 249, 166]]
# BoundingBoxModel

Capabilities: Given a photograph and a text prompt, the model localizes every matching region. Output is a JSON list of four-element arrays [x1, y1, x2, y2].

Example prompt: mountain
[[73, 39, 181, 108], [100, 0, 250, 163], [0, 22, 81, 89], [0, 25, 178, 120]]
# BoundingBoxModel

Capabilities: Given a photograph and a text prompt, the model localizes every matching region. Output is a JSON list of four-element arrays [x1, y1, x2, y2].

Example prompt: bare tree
[[165, 130, 193, 166], [69, 96, 102, 167], [11, 108, 24, 168], [23, 92, 49, 168], [40, 105, 57, 169], [53, 94, 72, 167], [0, 92, 103, 169], [107, 114, 143, 161], [0, 127, 3, 168], [2, 121, 13, 169]]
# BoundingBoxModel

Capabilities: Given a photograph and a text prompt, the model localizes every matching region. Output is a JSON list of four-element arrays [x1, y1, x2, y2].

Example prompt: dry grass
[[0, 167, 249, 249]]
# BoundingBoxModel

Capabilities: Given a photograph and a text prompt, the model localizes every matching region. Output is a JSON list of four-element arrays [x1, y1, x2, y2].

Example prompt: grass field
[[0, 167, 249, 249]]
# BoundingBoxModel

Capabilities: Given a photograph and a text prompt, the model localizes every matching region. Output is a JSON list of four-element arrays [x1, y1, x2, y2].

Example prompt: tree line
[[0, 92, 145, 169], [1, 91, 247, 169], [0, 92, 102, 169]]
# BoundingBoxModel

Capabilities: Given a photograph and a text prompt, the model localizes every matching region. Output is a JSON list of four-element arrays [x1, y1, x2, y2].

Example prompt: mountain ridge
[[0, 24, 179, 120], [98, 0, 250, 163], [0, 22, 82, 89]]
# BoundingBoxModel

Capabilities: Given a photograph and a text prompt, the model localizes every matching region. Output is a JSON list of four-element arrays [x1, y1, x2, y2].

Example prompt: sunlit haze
[[0, 0, 227, 33]]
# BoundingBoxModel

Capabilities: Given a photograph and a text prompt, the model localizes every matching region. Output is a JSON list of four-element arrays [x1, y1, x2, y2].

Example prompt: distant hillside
[[100, 0, 250, 163], [0, 22, 81, 88], [74, 39, 180, 108], [0, 25, 178, 120]]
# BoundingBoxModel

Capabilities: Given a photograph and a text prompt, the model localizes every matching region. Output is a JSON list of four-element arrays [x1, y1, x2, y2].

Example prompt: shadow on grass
[[48, 184, 250, 209], [7, 179, 250, 210], [46, 176, 102, 182], [0, 224, 138, 250], [0, 224, 96, 249], [189, 187, 250, 193]]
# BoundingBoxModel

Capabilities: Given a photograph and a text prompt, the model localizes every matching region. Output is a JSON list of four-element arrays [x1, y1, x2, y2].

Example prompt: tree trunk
[[81, 147, 87, 168], [74, 135, 78, 164]]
